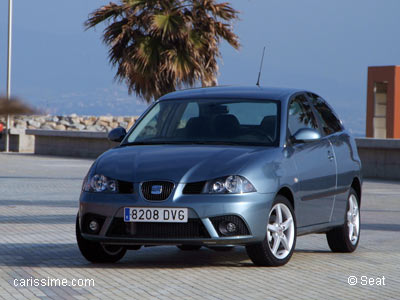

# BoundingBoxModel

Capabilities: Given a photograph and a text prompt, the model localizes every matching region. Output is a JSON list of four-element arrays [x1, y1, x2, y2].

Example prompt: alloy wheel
[[347, 194, 360, 245], [267, 203, 295, 259]]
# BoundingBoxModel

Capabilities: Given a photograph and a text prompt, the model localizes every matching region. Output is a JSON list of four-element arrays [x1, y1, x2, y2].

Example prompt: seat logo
[[151, 185, 163, 195]]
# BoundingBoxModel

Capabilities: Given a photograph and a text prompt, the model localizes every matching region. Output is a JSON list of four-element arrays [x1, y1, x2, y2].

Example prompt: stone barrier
[[0, 115, 138, 132], [1, 129, 400, 181], [0, 128, 34, 153], [25, 129, 119, 158], [356, 138, 400, 180]]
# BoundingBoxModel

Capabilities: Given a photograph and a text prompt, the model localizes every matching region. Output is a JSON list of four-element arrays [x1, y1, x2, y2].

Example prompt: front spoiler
[[81, 233, 257, 246]]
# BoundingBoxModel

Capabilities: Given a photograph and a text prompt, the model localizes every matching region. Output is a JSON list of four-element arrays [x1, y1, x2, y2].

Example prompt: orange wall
[[366, 66, 400, 138]]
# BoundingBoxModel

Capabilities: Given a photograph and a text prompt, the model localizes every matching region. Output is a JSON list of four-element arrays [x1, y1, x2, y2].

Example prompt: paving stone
[[0, 153, 399, 299]]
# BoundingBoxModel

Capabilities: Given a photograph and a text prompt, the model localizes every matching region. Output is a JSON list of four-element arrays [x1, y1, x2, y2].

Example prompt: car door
[[307, 93, 352, 223], [287, 94, 336, 227]]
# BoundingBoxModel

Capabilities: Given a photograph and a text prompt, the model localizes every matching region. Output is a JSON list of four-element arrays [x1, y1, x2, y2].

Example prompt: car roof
[[158, 85, 306, 103]]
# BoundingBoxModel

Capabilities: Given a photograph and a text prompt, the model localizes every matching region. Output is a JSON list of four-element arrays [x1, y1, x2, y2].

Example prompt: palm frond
[[86, 0, 240, 102]]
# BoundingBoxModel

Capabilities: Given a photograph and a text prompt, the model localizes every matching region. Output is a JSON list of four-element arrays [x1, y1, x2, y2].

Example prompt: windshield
[[123, 98, 280, 146]]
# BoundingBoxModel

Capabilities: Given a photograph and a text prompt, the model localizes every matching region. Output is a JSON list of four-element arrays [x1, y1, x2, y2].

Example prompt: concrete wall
[[0, 129, 35, 153], [4, 130, 400, 180], [25, 130, 119, 158], [356, 138, 400, 180]]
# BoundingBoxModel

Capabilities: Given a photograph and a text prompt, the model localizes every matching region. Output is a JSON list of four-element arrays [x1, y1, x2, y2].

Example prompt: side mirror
[[292, 128, 321, 143], [108, 127, 127, 143]]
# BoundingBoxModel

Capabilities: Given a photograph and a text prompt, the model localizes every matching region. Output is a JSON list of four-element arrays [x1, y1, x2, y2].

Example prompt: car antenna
[[256, 46, 266, 86]]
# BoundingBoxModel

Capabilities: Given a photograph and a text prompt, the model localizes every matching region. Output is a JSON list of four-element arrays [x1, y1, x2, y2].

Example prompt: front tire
[[76, 214, 127, 263], [326, 188, 360, 252], [246, 195, 297, 266]]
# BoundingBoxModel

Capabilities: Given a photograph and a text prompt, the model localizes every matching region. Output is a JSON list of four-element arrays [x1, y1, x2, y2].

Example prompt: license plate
[[124, 207, 188, 223]]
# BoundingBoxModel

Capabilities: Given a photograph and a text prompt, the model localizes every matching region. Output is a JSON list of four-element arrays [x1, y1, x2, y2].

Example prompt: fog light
[[226, 222, 237, 233], [218, 221, 238, 236], [89, 220, 99, 232]]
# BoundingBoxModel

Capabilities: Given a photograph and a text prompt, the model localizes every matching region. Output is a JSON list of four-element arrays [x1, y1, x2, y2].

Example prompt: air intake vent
[[117, 180, 134, 194], [141, 181, 174, 201], [183, 181, 206, 194], [107, 218, 210, 239]]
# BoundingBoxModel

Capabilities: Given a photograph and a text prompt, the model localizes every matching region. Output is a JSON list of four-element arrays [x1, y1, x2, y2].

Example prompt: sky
[[1, 0, 400, 136]]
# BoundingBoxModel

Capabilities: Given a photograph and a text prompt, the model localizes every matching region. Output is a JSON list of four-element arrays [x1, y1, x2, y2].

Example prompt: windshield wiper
[[120, 141, 197, 147], [121, 141, 271, 147]]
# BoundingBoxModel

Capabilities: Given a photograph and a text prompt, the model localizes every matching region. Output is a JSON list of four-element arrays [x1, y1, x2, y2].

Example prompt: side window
[[309, 94, 342, 135], [288, 95, 319, 136]]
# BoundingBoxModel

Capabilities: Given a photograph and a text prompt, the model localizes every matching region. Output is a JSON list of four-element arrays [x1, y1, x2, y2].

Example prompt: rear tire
[[76, 214, 126, 263], [326, 188, 360, 252], [246, 195, 297, 267], [177, 245, 202, 251]]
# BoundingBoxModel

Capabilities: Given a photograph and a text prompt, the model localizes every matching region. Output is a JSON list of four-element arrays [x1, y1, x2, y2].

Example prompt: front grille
[[107, 218, 210, 239], [210, 215, 250, 236], [141, 181, 174, 201], [183, 181, 206, 194]]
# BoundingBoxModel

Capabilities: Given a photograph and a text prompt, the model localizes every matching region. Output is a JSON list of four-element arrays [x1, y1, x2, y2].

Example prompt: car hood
[[95, 144, 278, 183]]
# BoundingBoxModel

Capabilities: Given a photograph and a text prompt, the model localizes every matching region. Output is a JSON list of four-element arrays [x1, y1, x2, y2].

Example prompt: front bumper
[[79, 184, 275, 246]]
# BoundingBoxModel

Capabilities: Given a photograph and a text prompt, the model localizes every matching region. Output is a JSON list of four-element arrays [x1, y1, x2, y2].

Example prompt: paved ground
[[0, 153, 399, 300]]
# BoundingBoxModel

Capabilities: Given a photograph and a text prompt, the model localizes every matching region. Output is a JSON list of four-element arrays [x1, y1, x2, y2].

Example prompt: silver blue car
[[76, 86, 362, 266]]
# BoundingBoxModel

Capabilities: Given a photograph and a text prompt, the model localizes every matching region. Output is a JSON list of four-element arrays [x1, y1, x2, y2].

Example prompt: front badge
[[151, 185, 163, 195]]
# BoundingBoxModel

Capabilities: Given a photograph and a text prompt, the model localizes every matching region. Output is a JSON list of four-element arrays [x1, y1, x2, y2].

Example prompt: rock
[[96, 120, 109, 127], [27, 120, 41, 128], [69, 113, 78, 117], [50, 116, 59, 123], [82, 119, 94, 126], [119, 121, 128, 128], [59, 120, 70, 126], [70, 117, 81, 125], [110, 122, 118, 128], [127, 120, 135, 129], [68, 124, 85, 131], [85, 125, 97, 131], [40, 124, 53, 130], [14, 120, 27, 129], [44, 122, 57, 129], [99, 116, 113, 123], [35, 117, 46, 124], [54, 124, 66, 130]]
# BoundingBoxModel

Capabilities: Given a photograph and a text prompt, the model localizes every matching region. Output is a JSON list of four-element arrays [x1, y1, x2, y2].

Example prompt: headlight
[[207, 175, 256, 194], [82, 174, 118, 193]]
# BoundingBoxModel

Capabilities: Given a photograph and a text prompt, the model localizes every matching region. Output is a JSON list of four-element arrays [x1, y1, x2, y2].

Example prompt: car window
[[226, 102, 277, 125], [288, 95, 319, 136], [124, 98, 280, 146], [177, 102, 200, 129], [308, 94, 342, 135]]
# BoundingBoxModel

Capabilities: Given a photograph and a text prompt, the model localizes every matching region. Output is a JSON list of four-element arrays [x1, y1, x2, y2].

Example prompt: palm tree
[[85, 0, 240, 102], [0, 97, 36, 115]]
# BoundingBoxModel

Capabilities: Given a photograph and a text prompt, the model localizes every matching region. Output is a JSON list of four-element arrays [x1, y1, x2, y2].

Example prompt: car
[[76, 86, 362, 266]]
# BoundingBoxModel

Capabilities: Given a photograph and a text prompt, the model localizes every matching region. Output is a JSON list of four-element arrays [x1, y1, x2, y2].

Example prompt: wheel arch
[[351, 177, 362, 204], [276, 186, 295, 211]]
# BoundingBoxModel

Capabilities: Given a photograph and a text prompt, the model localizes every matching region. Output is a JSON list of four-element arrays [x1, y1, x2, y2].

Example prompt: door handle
[[328, 150, 334, 161]]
